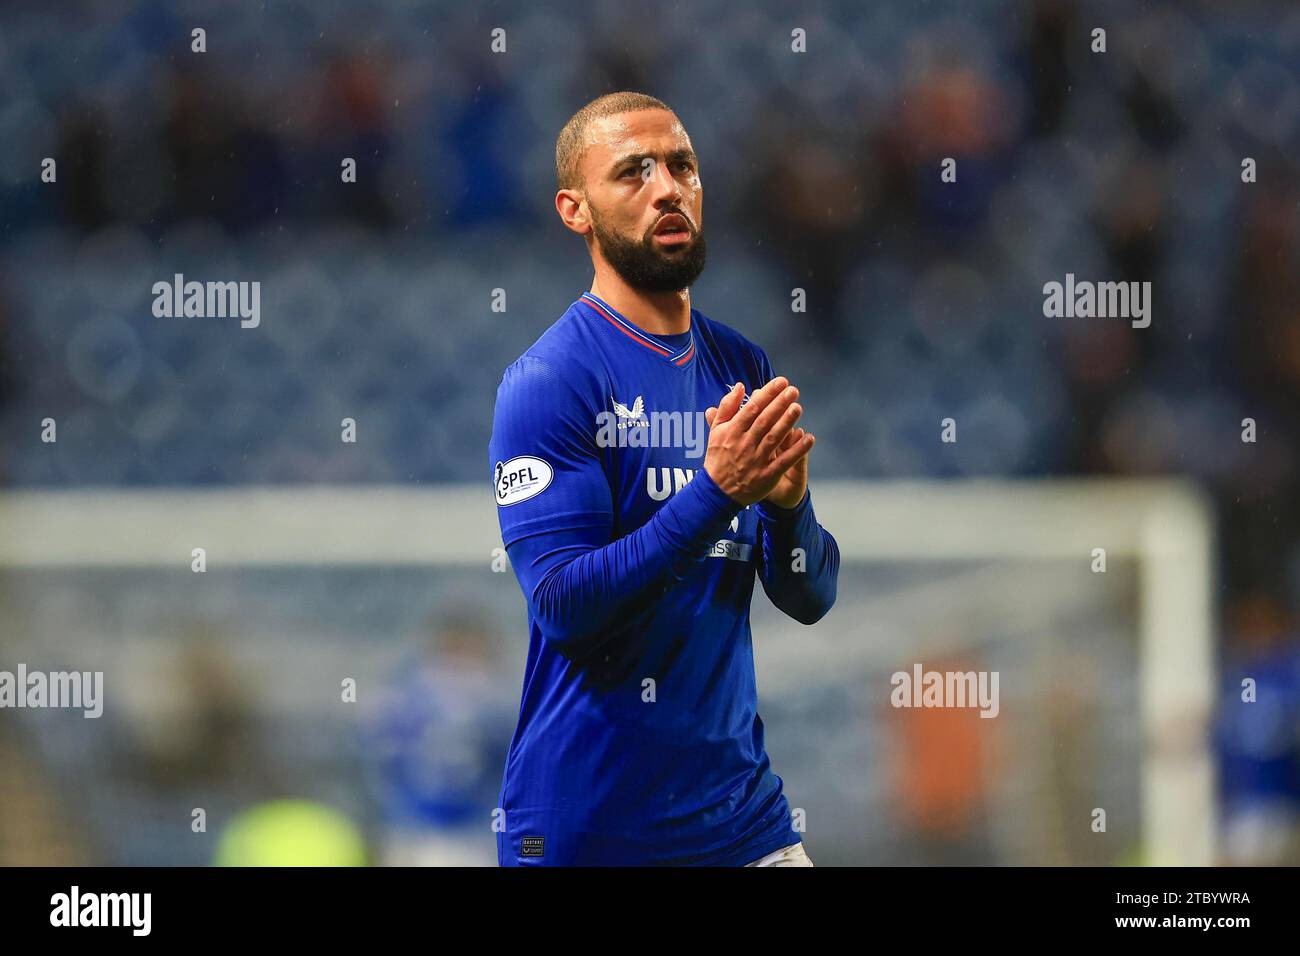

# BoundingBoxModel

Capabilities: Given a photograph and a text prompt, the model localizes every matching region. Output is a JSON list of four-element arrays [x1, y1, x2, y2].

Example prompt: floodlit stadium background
[[1, 0, 1298, 865]]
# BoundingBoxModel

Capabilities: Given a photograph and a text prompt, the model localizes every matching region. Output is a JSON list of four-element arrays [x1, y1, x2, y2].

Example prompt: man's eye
[[619, 167, 639, 178]]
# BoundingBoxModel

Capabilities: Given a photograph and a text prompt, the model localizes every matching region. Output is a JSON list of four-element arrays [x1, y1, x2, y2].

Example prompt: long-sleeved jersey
[[488, 290, 839, 865]]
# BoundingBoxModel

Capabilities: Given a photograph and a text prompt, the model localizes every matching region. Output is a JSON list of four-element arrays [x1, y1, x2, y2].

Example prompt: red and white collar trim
[[579, 292, 696, 368]]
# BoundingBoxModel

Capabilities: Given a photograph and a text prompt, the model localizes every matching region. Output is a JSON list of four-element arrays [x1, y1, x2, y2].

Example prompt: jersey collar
[[578, 291, 696, 369]]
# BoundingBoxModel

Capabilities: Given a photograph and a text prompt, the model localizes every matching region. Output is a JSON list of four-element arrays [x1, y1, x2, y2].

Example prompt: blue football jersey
[[489, 290, 839, 865]]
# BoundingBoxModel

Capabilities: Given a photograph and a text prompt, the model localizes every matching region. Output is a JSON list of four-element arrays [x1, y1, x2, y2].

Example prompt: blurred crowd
[[1, 0, 1298, 862]]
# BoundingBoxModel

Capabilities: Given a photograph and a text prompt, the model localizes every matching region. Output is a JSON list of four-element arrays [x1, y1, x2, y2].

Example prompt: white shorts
[[744, 842, 814, 866]]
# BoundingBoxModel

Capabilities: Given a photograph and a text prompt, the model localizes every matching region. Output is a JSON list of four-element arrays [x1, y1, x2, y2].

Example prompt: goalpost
[[0, 478, 1216, 865]]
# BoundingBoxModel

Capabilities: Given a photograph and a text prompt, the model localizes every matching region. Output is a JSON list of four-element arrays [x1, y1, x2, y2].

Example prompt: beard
[[590, 207, 708, 292]]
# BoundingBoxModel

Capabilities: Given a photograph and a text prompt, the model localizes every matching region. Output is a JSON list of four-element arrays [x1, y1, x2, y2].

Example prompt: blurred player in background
[[364, 610, 515, 866], [489, 92, 840, 866], [1215, 591, 1300, 865]]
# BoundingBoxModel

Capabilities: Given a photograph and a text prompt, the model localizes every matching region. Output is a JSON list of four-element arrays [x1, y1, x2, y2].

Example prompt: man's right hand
[[703, 376, 814, 506]]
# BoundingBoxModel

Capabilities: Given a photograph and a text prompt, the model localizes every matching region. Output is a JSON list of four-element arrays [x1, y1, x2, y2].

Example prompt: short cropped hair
[[555, 91, 674, 191]]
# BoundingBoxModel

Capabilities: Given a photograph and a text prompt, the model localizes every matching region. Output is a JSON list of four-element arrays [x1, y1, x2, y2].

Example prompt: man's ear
[[555, 189, 591, 236]]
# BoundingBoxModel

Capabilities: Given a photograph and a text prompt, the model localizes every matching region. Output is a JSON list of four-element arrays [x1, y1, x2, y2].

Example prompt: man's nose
[[647, 160, 683, 205]]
